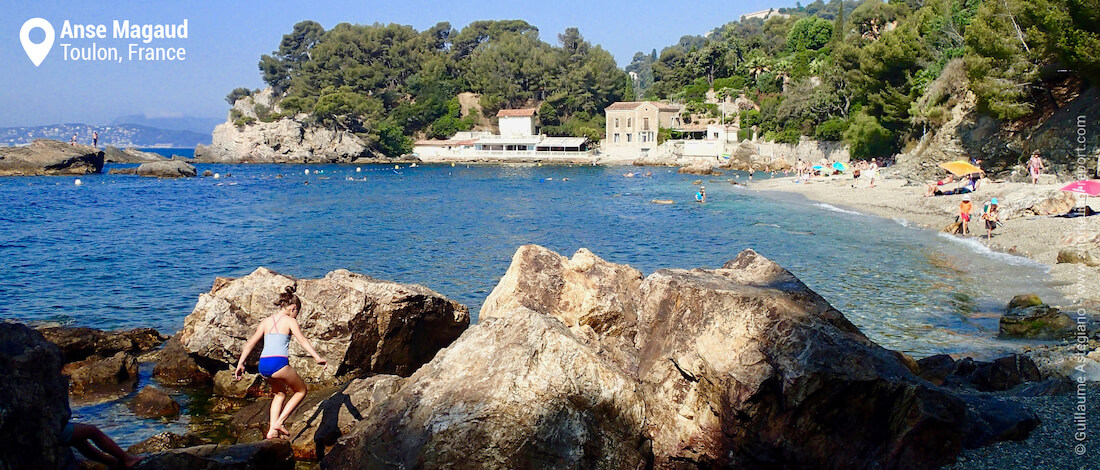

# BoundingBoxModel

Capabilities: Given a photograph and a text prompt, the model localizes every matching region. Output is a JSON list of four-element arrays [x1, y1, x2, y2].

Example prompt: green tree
[[843, 112, 893, 158], [225, 87, 252, 105], [787, 17, 835, 51], [259, 20, 325, 93]]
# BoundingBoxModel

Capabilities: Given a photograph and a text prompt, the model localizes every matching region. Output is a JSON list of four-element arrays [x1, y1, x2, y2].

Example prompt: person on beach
[[1027, 151, 1044, 184], [924, 174, 955, 197], [61, 421, 143, 469], [70, 134, 77, 146], [92, 131, 98, 147], [981, 198, 1000, 239], [234, 286, 327, 440], [696, 186, 706, 203], [867, 158, 878, 188], [959, 195, 973, 235]]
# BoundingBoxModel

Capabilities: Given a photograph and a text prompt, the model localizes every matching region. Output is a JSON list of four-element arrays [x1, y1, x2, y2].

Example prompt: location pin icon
[[20, 18, 55, 67]]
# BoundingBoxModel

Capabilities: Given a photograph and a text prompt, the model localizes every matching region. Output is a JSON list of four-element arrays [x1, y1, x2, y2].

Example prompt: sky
[[0, 0, 792, 128]]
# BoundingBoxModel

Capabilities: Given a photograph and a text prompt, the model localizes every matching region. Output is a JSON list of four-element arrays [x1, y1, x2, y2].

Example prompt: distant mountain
[[0, 123, 210, 148], [110, 115, 223, 135]]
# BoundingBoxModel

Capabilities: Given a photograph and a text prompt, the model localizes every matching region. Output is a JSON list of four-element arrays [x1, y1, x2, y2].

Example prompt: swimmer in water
[[695, 186, 706, 203]]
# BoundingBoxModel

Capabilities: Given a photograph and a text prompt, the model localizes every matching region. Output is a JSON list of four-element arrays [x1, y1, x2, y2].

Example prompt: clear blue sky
[[0, 0, 791, 127]]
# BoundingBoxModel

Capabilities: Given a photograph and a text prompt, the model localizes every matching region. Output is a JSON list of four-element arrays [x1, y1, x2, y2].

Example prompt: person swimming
[[235, 286, 327, 440], [695, 186, 706, 203]]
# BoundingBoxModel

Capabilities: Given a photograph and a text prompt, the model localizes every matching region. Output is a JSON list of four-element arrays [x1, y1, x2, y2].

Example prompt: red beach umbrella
[[1059, 179, 1100, 210]]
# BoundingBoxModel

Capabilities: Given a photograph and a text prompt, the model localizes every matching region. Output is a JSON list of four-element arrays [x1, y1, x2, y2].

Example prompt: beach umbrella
[[1060, 179, 1100, 209], [812, 165, 824, 170], [938, 161, 982, 177], [832, 162, 847, 172]]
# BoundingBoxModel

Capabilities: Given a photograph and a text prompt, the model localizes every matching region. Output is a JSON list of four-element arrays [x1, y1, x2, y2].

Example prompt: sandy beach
[[750, 174, 1100, 309]]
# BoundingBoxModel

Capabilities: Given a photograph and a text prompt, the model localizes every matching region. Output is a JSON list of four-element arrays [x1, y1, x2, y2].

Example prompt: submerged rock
[[131, 440, 293, 470], [129, 386, 181, 419], [322, 245, 1037, 470], [178, 267, 469, 381], [63, 351, 139, 399], [0, 322, 75, 469], [111, 161, 198, 178], [999, 294, 1074, 339], [0, 139, 105, 176]]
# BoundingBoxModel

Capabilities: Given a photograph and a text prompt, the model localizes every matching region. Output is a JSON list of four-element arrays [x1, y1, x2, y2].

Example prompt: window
[[643, 117, 650, 130], [641, 133, 648, 143], [626, 134, 632, 143], [614, 118, 620, 128], [613, 133, 620, 143], [627, 118, 632, 128]]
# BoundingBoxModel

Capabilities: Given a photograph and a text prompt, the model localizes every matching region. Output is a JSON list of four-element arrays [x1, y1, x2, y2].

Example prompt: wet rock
[[959, 394, 1039, 447], [999, 295, 1074, 339], [38, 326, 166, 363], [1011, 378, 1079, 397], [917, 354, 1042, 391], [213, 369, 265, 398], [202, 170, 213, 177], [129, 386, 181, 419], [127, 432, 206, 454], [153, 337, 213, 386], [0, 139, 104, 176], [228, 386, 342, 443], [916, 354, 958, 386], [1056, 247, 1100, 267], [131, 440, 293, 470], [63, 351, 139, 398], [288, 375, 405, 460], [320, 308, 648, 469], [178, 267, 469, 381], [0, 323, 76, 469]]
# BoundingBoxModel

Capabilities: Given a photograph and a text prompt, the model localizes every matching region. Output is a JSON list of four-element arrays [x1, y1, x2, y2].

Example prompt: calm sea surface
[[0, 162, 1065, 446]]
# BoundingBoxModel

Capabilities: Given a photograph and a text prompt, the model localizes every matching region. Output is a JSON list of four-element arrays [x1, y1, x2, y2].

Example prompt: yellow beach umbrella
[[938, 161, 982, 177]]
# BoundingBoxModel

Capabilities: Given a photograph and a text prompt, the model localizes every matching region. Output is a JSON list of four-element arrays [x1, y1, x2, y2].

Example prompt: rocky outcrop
[[227, 386, 342, 443], [38, 326, 165, 363], [129, 386, 181, 419], [0, 323, 75, 470], [110, 161, 198, 178], [999, 294, 1074, 339], [322, 245, 1036, 470], [0, 139, 105, 176], [678, 161, 723, 175], [154, 337, 213, 385], [103, 146, 169, 163], [287, 375, 405, 460], [131, 440, 293, 470], [196, 90, 372, 163], [321, 308, 649, 469], [997, 187, 1076, 219], [63, 351, 139, 399], [177, 267, 469, 381]]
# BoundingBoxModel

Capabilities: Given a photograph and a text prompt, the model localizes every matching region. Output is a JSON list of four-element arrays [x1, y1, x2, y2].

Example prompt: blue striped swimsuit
[[258, 315, 291, 377]]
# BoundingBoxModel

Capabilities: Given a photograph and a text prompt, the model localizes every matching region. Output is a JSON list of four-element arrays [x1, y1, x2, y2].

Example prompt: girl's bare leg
[[271, 366, 308, 435], [267, 377, 287, 439]]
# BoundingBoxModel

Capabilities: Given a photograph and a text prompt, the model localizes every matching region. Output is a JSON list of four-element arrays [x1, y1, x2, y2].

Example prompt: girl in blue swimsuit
[[234, 286, 327, 439]]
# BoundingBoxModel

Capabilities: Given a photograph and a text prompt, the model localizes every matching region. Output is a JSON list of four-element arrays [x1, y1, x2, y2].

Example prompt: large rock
[[0, 323, 75, 469], [321, 308, 649, 469], [998, 187, 1076, 219], [131, 440, 293, 470], [324, 245, 1039, 470], [678, 161, 722, 175], [102, 146, 169, 163], [213, 370, 265, 398], [0, 139, 105, 176], [1056, 247, 1100, 267], [178, 267, 469, 381], [111, 161, 198, 178], [227, 386, 342, 443], [129, 386, 181, 419], [38, 326, 165, 363], [63, 351, 139, 398], [999, 295, 1074, 339], [154, 337, 214, 385], [287, 375, 405, 460], [916, 354, 1042, 391]]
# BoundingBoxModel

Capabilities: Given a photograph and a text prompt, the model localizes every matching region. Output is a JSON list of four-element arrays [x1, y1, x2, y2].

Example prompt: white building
[[497, 108, 537, 137]]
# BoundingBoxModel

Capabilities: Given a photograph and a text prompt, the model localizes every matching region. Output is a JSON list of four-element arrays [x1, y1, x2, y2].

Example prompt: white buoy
[[304, 169, 310, 175], [214, 173, 221, 179], [356, 167, 362, 172], [394, 165, 400, 169], [451, 162, 455, 167], [411, 163, 417, 168], [74, 179, 82, 186]]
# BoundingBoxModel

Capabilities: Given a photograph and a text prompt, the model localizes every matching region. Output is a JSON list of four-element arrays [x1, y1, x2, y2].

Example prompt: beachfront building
[[602, 101, 682, 157], [412, 108, 592, 162]]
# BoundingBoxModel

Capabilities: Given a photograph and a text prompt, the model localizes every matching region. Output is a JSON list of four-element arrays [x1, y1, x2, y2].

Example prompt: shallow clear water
[[0, 163, 1066, 447]]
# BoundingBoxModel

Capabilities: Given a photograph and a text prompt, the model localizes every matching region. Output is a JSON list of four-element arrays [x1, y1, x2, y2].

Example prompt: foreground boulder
[[0, 323, 75, 469], [0, 139, 105, 176], [177, 267, 469, 381], [1056, 247, 1100, 267], [321, 308, 648, 469], [323, 245, 1038, 470], [38, 326, 165, 363], [917, 354, 1043, 391], [132, 440, 293, 470], [999, 294, 1074, 339], [227, 386, 342, 443]]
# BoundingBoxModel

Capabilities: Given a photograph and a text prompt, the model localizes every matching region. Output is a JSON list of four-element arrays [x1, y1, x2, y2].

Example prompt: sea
[[0, 161, 1066, 446]]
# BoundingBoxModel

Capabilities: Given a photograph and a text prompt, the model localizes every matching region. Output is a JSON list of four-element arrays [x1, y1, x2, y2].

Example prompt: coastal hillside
[[629, 0, 1098, 174], [0, 123, 210, 148]]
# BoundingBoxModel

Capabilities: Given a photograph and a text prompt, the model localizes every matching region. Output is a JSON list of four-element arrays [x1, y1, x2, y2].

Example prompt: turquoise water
[[1, 163, 1066, 447]]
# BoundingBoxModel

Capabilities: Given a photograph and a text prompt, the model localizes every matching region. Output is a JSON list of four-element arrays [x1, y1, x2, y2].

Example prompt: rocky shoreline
[[5, 245, 1092, 469]]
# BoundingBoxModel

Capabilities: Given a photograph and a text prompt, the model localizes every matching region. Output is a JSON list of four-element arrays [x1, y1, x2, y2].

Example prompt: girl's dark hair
[[274, 285, 301, 309]]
